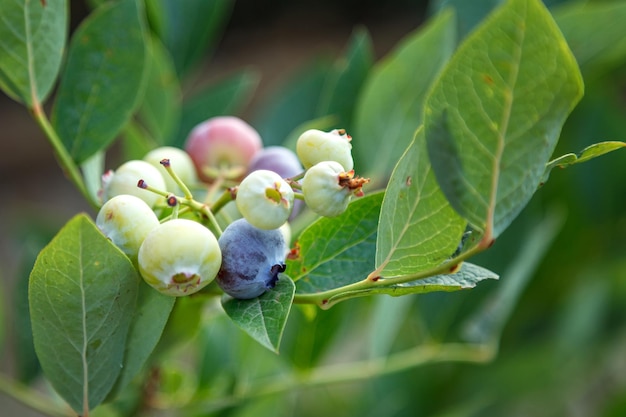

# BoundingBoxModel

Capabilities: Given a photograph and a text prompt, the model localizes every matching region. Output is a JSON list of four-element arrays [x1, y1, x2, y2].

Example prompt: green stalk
[[0, 373, 73, 417], [31, 103, 98, 210]]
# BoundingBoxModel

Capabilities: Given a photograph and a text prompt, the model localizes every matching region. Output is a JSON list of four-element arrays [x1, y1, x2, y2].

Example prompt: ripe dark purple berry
[[216, 218, 287, 299]]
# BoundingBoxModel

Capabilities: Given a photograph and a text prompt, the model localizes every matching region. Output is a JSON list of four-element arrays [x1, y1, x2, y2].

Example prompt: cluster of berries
[[95, 116, 369, 300]]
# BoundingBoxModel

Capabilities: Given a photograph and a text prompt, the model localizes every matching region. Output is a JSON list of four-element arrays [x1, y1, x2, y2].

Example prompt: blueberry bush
[[1, 0, 626, 416]]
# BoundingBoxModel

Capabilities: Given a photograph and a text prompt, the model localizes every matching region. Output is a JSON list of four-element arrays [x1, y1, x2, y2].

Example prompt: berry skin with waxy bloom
[[296, 128, 354, 172], [302, 161, 370, 218], [143, 146, 197, 194], [248, 146, 304, 219], [184, 116, 263, 182], [96, 194, 160, 260], [102, 160, 166, 208], [236, 169, 294, 230], [138, 219, 222, 297], [216, 218, 287, 300]]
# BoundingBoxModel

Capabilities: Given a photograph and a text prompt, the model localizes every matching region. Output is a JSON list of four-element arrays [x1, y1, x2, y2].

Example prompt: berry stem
[[210, 187, 236, 214], [292, 243, 485, 309], [160, 158, 194, 200], [31, 103, 99, 210]]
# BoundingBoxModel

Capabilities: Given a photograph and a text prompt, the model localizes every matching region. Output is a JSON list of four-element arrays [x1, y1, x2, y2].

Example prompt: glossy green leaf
[[288, 192, 383, 293], [376, 127, 466, 278], [0, 0, 67, 106], [221, 275, 295, 353], [424, 0, 584, 241], [52, 0, 148, 164], [137, 36, 181, 144], [109, 281, 175, 397], [147, 0, 233, 77], [319, 262, 498, 308], [29, 214, 138, 413], [317, 27, 374, 131], [353, 9, 456, 180], [171, 70, 260, 147], [554, 1, 626, 74], [541, 141, 626, 185]]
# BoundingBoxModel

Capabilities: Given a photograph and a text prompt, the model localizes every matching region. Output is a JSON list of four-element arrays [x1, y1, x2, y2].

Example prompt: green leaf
[[147, 0, 233, 77], [554, 1, 626, 74], [52, 0, 148, 164], [424, 0, 584, 241], [375, 127, 466, 279], [137, 36, 182, 144], [353, 9, 456, 180], [221, 275, 295, 353], [0, 0, 67, 106], [255, 61, 332, 147], [317, 27, 374, 131], [29, 214, 138, 413], [319, 262, 498, 308], [109, 281, 175, 397], [541, 141, 626, 185], [170, 70, 260, 147], [288, 192, 383, 292]]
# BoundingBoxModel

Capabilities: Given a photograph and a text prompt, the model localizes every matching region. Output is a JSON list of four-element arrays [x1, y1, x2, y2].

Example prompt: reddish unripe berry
[[184, 116, 262, 182]]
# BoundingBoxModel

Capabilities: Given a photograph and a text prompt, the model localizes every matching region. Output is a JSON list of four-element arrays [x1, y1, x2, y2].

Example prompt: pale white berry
[[296, 129, 353, 171], [138, 219, 221, 296], [236, 170, 294, 230]]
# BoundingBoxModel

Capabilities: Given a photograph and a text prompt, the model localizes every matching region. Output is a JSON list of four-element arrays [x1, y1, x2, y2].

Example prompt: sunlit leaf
[[541, 141, 626, 185], [424, 0, 583, 240], [376, 127, 466, 278]]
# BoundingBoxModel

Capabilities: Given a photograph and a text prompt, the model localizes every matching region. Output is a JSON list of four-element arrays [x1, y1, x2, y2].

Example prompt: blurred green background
[[1, 0, 625, 416]]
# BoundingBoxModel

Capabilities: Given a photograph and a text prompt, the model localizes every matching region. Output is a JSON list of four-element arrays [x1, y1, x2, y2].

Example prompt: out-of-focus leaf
[[171, 70, 260, 147], [137, 36, 182, 144], [221, 275, 295, 353], [147, 0, 233, 77], [287, 192, 383, 292], [255, 61, 332, 146], [354, 9, 456, 181], [424, 0, 583, 241], [52, 0, 148, 164], [462, 208, 564, 345], [541, 141, 626, 185], [317, 27, 374, 132], [0, 0, 67, 106], [375, 127, 466, 279], [81, 151, 105, 206], [29, 214, 138, 413], [554, 1, 626, 75]]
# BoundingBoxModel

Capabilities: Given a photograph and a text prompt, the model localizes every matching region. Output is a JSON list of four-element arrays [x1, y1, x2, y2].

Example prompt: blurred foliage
[[2, 0, 626, 416]]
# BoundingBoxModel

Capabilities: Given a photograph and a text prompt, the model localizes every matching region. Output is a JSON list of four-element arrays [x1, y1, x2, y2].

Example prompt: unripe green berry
[[138, 219, 221, 296], [143, 146, 197, 194], [296, 129, 353, 171], [96, 194, 160, 259], [236, 170, 294, 230], [103, 160, 166, 208], [302, 161, 352, 217]]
